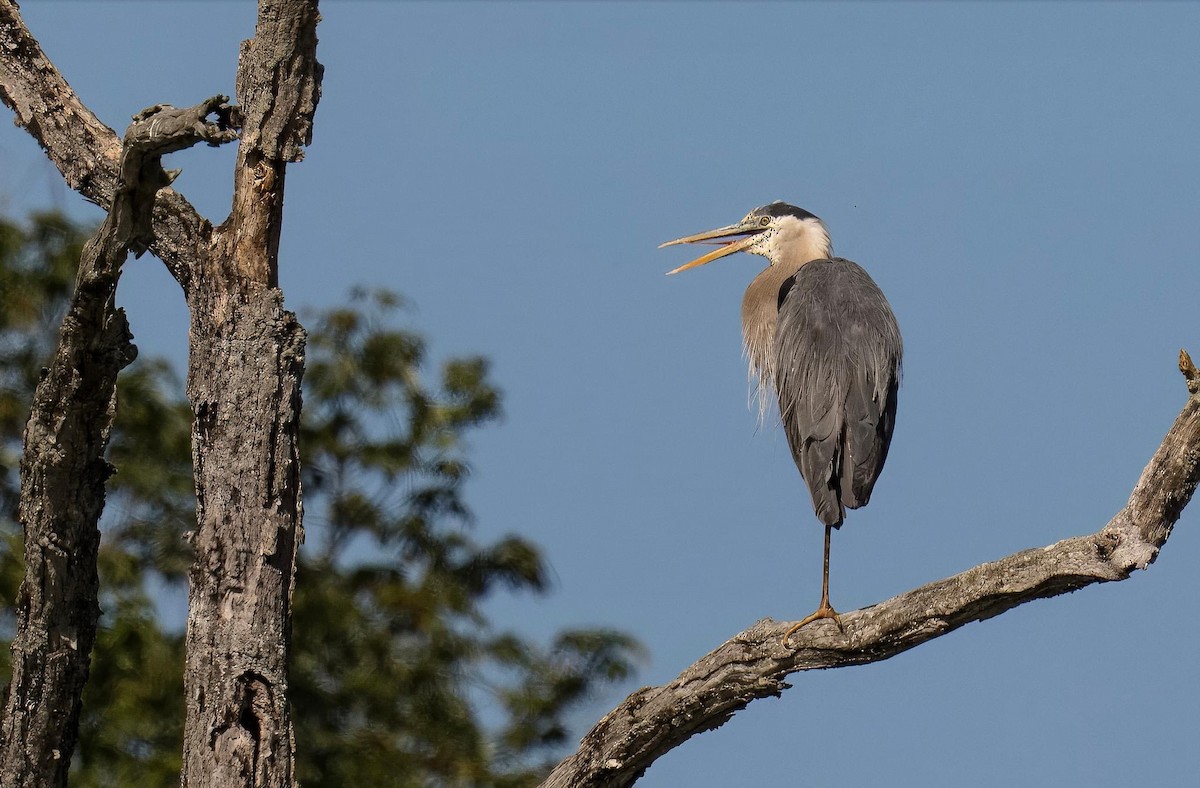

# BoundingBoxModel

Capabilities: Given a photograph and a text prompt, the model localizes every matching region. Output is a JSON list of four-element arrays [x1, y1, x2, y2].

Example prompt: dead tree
[[2, 3, 1196, 788], [0, 2, 321, 786]]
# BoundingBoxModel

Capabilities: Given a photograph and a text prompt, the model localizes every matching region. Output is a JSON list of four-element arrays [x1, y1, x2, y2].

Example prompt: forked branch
[[0, 0, 227, 289], [0, 96, 239, 788], [543, 352, 1200, 788]]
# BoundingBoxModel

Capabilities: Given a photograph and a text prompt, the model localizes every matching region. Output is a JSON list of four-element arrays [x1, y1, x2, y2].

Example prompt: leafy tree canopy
[[0, 211, 641, 787]]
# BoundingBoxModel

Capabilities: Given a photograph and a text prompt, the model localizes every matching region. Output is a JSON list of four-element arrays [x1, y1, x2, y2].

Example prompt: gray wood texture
[[0, 93, 236, 786], [542, 352, 1200, 788], [0, 2, 321, 785]]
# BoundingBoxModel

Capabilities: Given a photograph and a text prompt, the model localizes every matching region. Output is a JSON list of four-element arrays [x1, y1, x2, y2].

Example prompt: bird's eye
[[759, 216, 771, 226]]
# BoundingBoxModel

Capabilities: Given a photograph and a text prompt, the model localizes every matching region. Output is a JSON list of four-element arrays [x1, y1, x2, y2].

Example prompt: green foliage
[[0, 213, 641, 786], [75, 550, 186, 788], [0, 211, 89, 688], [294, 290, 642, 786], [0, 214, 196, 788], [0, 211, 82, 516]]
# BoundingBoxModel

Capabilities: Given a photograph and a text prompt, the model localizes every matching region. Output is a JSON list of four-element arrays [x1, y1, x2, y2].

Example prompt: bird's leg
[[782, 522, 843, 647]]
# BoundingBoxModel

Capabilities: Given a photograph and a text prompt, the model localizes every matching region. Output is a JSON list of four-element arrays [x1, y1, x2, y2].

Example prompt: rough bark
[[0, 97, 237, 788], [181, 290, 305, 788], [0, 0, 212, 288], [178, 3, 320, 786], [542, 352, 1200, 788], [0, 1, 118, 200], [8, 2, 1191, 787], [0, 1, 321, 785]]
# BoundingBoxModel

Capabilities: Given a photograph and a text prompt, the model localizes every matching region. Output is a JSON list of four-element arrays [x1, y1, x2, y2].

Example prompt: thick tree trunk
[[0, 1, 320, 784], [181, 289, 305, 787], [0, 94, 237, 787], [177, 3, 320, 786]]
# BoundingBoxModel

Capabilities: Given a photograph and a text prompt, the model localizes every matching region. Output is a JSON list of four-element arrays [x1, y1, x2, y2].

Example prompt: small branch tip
[[1178, 349, 1199, 395]]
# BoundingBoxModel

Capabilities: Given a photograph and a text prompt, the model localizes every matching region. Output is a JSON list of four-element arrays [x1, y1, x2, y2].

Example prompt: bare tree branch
[[218, 0, 323, 286], [0, 96, 239, 788], [1, 0, 321, 782], [0, 0, 117, 200], [542, 353, 1200, 788], [0, 0, 218, 290]]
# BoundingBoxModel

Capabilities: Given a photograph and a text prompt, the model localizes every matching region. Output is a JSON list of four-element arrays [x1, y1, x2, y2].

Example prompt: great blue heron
[[660, 201, 901, 644]]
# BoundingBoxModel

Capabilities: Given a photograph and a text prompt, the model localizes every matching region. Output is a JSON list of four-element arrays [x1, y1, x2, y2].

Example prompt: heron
[[660, 201, 901, 644]]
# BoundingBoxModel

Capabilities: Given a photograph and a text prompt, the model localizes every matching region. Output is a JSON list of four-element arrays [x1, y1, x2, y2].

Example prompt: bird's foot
[[781, 603, 843, 647]]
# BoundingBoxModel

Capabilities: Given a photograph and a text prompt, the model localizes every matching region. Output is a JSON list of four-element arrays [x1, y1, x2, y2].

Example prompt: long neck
[[739, 220, 833, 419], [740, 260, 805, 419]]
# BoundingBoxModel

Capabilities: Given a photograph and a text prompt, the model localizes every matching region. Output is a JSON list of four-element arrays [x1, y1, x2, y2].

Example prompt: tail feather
[[792, 395, 845, 527], [842, 370, 882, 508], [799, 433, 844, 527]]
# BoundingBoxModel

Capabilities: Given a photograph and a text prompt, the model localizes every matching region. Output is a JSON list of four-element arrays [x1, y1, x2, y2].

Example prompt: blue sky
[[3, 2, 1199, 785]]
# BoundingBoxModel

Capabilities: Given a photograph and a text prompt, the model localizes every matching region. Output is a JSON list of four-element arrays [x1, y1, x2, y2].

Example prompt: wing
[[774, 258, 902, 527]]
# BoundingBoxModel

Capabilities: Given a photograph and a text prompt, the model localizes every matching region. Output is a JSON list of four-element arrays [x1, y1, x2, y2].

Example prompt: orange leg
[[782, 522, 843, 646]]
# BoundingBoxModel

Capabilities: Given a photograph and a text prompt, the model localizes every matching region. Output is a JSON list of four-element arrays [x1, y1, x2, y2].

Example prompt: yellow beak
[[659, 221, 762, 275]]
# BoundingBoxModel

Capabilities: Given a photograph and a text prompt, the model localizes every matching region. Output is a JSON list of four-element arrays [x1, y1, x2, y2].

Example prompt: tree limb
[[216, 0, 323, 286], [0, 0, 216, 290], [0, 96, 239, 788], [0, 0, 117, 201], [542, 352, 1200, 788], [2, 1, 320, 782]]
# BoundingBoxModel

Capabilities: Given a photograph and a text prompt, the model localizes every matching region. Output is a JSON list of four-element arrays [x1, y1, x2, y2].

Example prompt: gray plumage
[[663, 201, 902, 529], [774, 258, 901, 527], [661, 201, 902, 636]]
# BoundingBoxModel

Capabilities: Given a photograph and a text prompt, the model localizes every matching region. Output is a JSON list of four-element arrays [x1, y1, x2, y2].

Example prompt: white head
[[659, 201, 833, 274]]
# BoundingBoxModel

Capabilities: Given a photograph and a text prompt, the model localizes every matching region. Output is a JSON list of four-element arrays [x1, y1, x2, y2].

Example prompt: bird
[[660, 201, 901, 645]]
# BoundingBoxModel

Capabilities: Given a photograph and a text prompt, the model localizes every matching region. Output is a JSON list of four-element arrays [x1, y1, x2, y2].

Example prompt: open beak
[[658, 220, 763, 275]]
